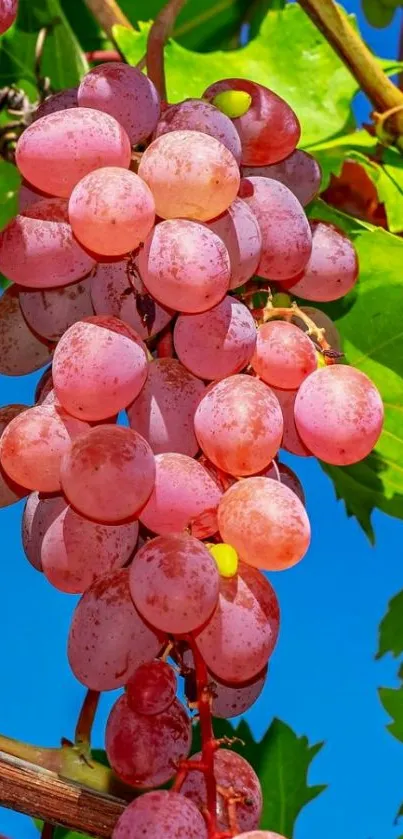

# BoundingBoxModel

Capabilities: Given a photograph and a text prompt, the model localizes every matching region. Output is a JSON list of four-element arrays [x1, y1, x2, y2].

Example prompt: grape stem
[[74, 689, 100, 750], [85, 49, 122, 62], [146, 0, 188, 100], [40, 823, 54, 839]]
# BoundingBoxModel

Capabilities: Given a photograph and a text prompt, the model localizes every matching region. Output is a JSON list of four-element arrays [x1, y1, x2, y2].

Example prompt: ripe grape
[[291, 306, 342, 353], [294, 365, 384, 465], [52, 316, 148, 421], [0, 0, 18, 33], [138, 130, 240, 221], [206, 197, 262, 289], [130, 534, 220, 634], [218, 476, 310, 571], [194, 375, 283, 476], [195, 561, 279, 683], [19, 276, 94, 342], [154, 98, 242, 163], [174, 297, 257, 381], [251, 320, 317, 389], [22, 492, 67, 572], [127, 359, 205, 458], [68, 168, 155, 257], [203, 78, 300, 165], [138, 220, 230, 313], [242, 149, 322, 207], [60, 425, 155, 523], [271, 386, 312, 457], [234, 834, 287, 839], [112, 790, 207, 839], [0, 405, 30, 508], [78, 62, 160, 145], [285, 221, 358, 301], [181, 749, 262, 833], [139, 453, 222, 538], [106, 694, 191, 788], [68, 568, 163, 691], [126, 660, 177, 715], [239, 176, 312, 281], [16, 108, 131, 197], [210, 668, 267, 718], [262, 461, 305, 505], [0, 288, 53, 376], [33, 87, 78, 120]]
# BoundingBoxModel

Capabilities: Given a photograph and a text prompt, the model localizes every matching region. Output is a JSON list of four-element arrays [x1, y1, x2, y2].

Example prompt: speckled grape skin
[[68, 568, 163, 691], [294, 365, 384, 465], [106, 694, 191, 788], [263, 461, 305, 505], [174, 297, 257, 381], [271, 386, 312, 457], [218, 476, 310, 571], [126, 660, 177, 715], [194, 375, 283, 476], [211, 668, 267, 719], [242, 149, 322, 207], [0, 0, 18, 33], [20, 276, 94, 342], [195, 561, 279, 683], [53, 316, 148, 421], [206, 197, 262, 289], [154, 98, 242, 163], [112, 790, 208, 839], [203, 78, 300, 166], [235, 833, 287, 839], [22, 492, 66, 571], [0, 405, 30, 508], [285, 221, 359, 302], [239, 177, 312, 281], [33, 87, 78, 121], [18, 181, 49, 212], [69, 168, 155, 257], [0, 289, 53, 375], [251, 320, 317, 389], [78, 62, 160, 145], [16, 108, 131, 198], [127, 359, 205, 457], [138, 130, 240, 221], [182, 749, 262, 833], [139, 453, 222, 539], [60, 426, 155, 523], [139, 220, 230, 313]]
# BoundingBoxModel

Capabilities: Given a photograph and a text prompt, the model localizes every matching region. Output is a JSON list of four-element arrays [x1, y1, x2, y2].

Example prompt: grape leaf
[[376, 590, 403, 659], [378, 684, 403, 743], [0, 160, 20, 232], [361, 0, 396, 27]]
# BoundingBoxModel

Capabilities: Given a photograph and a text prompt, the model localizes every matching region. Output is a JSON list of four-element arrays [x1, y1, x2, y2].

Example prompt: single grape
[[234, 833, 287, 839], [242, 149, 322, 207], [271, 386, 312, 457], [262, 461, 305, 505], [154, 98, 242, 163], [60, 425, 155, 523], [195, 561, 279, 683], [139, 220, 230, 313], [16, 108, 131, 198], [0, 0, 18, 33], [78, 62, 160, 146], [294, 365, 384, 465], [205, 197, 262, 289], [0, 405, 30, 508], [208, 542, 238, 578], [138, 130, 240, 221], [291, 306, 342, 353], [218, 476, 310, 571], [284, 221, 358, 301], [68, 568, 163, 691], [33, 87, 78, 120], [127, 359, 205, 458], [19, 276, 94, 342], [126, 660, 177, 715], [22, 492, 66, 572], [139, 453, 222, 539], [239, 177, 312, 281], [174, 297, 257, 381], [194, 375, 283, 476], [210, 667, 267, 718], [251, 320, 317, 389], [112, 790, 207, 839], [106, 694, 191, 788]]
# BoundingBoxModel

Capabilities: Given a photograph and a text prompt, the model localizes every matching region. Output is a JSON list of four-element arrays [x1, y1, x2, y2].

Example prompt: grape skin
[[125, 660, 177, 716], [251, 320, 317, 390], [33, 87, 78, 121], [242, 149, 322, 207], [22, 492, 67, 572], [0, 289, 53, 376], [154, 98, 242, 164], [271, 386, 312, 457], [205, 198, 262, 290], [19, 276, 94, 342], [285, 221, 358, 302], [0, 0, 18, 33], [210, 668, 267, 719], [112, 790, 208, 839], [235, 833, 287, 839], [262, 461, 306, 506], [0, 405, 30, 508]]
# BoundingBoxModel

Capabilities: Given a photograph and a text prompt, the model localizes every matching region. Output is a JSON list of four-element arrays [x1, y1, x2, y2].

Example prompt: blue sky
[[1, 3, 403, 839]]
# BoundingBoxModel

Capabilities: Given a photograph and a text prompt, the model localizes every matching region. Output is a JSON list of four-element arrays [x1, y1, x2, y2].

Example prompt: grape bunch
[[0, 62, 383, 839]]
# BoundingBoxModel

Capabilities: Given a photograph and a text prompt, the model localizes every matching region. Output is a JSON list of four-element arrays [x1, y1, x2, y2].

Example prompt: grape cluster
[[0, 61, 383, 839]]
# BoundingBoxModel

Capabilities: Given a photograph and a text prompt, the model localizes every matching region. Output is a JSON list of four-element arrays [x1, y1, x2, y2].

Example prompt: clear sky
[[0, 3, 402, 839]]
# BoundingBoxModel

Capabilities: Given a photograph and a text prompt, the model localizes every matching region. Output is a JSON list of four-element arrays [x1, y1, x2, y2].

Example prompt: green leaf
[[35, 822, 91, 838], [309, 130, 379, 191], [362, 0, 396, 27], [377, 590, 403, 659], [379, 684, 403, 743], [0, 160, 20, 232]]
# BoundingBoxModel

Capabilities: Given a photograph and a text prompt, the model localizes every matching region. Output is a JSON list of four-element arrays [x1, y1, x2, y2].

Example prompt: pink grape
[[22, 492, 67, 572], [195, 561, 279, 683], [126, 660, 177, 715], [239, 176, 312, 281], [0, 199, 95, 288], [112, 790, 207, 839], [0, 405, 30, 508], [294, 365, 384, 465], [203, 78, 300, 165], [16, 108, 131, 197], [127, 359, 205, 458], [18, 181, 49, 212], [174, 297, 257, 381], [60, 425, 155, 523], [0, 0, 18, 33], [218, 476, 310, 571], [206, 197, 262, 289], [139, 220, 230, 313], [182, 749, 262, 833], [154, 98, 242, 163], [78, 62, 160, 145], [272, 386, 312, 457], [139, 453, 222, 538], [194, 375, 283, 476], [19, 276, 94, 342], [0, 288, 53, 375], [33, 87, 78, 120], [235, 834, 287, 839], [0, 404, 89, 492], [130, 534, 220, 634], [106, 694, 191, 788], [52, 316, 148, 421], [251, 320, 317, 389], [263, 461, 305, 505], [138, 130, 240, 221], [68, 167, 155, 257], [210, 668, 267, 719], [242, 149, 322, 207], [284, 221, 359, 301], [68, 568, 163, 691]]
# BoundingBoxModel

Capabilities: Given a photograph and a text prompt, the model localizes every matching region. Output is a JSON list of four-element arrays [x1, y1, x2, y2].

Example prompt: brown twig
[[40, 823, 54, 839], [85, 49, 122, 62], [146, 0, 188, 99], [82, 0, 133, 41], [75, 690, 100, 748]]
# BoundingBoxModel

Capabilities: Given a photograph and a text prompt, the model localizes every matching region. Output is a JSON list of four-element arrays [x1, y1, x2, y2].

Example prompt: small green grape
[[212, 91, 252, 119], [207, 542, 239, 578]]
